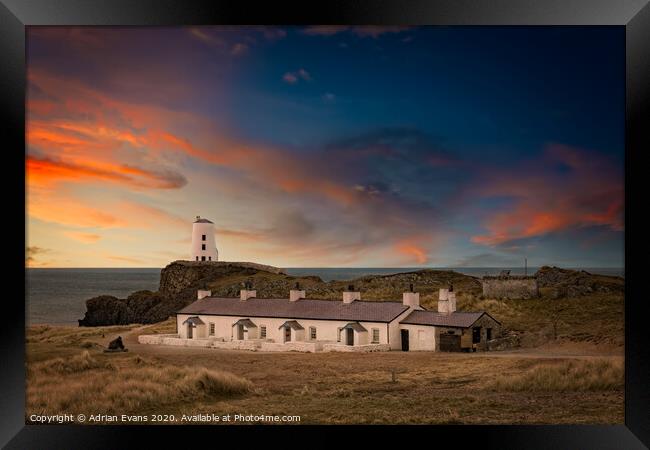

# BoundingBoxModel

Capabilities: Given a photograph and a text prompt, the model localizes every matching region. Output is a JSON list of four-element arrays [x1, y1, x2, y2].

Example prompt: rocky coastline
[[78, 262, 624, 327]]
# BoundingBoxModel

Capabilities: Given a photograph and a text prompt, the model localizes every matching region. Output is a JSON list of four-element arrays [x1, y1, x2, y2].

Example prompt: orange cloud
[[63, 231, 102, 244], [28, 195, 128, 229], [394, 239, 428, 264], [470, 144, 623, 246], [27, 155, 186, 190]]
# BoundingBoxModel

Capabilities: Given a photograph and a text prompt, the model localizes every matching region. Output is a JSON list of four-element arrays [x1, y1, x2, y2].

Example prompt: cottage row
[[140, 283, 501, 353]]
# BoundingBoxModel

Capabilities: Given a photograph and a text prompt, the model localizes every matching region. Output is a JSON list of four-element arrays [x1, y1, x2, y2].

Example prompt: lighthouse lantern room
[[191, 216, 219, 262]]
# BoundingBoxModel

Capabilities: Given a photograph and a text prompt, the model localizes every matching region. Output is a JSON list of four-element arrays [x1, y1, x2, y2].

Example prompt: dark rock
[[78, 295, 132, 326], [108, 336, 125, 350], [535, 266, 624, 298]]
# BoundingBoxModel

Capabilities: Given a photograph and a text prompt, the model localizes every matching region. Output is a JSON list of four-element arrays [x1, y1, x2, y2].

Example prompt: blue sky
[[26, 26, 624, 268]]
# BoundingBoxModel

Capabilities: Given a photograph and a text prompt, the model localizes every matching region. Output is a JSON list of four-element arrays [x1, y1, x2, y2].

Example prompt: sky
[[25, 26, 624, 268]]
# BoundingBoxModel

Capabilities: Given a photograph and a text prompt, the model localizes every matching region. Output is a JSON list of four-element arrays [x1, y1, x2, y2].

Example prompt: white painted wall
[[176, 313, 390, 346], [399, 324, 437, 351], [388, 307, 416, 350], [190, 220, 218, 262]]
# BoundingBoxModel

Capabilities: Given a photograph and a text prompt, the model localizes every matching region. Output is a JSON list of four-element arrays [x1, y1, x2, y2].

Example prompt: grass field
[[26, 289, 624, 425]]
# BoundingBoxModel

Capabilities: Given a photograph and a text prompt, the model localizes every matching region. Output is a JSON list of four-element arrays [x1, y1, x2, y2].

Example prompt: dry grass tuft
[[491, 359, 623, 392], [27, 351, 253, 417], [30, 350, 115, 375], [185, 368, 253, 396]]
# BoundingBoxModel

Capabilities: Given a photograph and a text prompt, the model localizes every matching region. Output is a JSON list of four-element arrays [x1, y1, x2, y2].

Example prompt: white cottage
[[138, 283, 501, 353]]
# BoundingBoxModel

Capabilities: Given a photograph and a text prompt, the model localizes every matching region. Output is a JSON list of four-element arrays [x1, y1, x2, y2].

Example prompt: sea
[[26, 266, 624, 326]]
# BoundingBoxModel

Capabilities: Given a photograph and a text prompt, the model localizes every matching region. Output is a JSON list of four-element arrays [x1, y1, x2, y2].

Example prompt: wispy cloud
[[63, 231, 102, 244], [283, 68, 311, 84]]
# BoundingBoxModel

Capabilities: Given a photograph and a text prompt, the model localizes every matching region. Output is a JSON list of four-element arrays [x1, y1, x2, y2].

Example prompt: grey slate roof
[[342, 322, 367, 332], [279, 320, 304, 330], [182, 316, 205, 325], [399, 310, 498, 328], [232, 318, 257, 328], [178, 297, 409, 323], [194, 218, 213, 223]]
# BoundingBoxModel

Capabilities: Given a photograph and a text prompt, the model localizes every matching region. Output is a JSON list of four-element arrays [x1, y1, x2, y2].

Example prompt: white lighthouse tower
[[190, 216, 218, 262]]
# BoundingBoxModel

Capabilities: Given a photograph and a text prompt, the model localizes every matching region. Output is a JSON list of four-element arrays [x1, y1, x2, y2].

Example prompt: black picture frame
[[3, 0, 649, 447]]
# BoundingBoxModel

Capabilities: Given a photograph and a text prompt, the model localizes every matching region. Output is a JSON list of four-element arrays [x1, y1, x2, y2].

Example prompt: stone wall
[[481, 277, 539, 299], [212, 340, 261, 351], [322, 343, 390, 353], [260, 342, 322, 353]]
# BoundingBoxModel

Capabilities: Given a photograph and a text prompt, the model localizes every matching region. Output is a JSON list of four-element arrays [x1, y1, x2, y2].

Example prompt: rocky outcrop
[[159, 261, 285, 294], [79, 262, 481, 327], [535, 266, 624, 298]]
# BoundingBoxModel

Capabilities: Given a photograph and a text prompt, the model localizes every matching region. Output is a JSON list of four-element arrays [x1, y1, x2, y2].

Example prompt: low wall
[[322, 343, 390, 353], [260, 341, 321, 353], [481, 278, 539, 299], [212, 340, 261, 351], [138, 334, 178, 345], [138, 334, 225, 348]]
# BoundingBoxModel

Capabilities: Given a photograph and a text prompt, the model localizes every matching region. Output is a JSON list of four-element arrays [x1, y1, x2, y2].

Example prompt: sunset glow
[[26, 26, 624, 268]]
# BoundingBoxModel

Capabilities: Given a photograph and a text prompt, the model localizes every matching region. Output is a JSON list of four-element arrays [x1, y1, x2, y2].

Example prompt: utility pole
[[525, 257, 527, 276]]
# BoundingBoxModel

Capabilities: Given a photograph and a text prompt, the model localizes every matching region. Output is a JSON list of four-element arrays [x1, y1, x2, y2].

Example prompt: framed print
[[2, 0, 649, 448]]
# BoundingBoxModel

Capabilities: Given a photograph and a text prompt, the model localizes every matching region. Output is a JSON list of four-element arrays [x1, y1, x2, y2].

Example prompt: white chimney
[[197, 290, 211, 300], [289, 282, 305, 302], [438, 285, 456, 314], [402, 283, 420, 308], [447, 291, 457, 313], [342, 285, 360, 304], [240, 281, 256, 301]]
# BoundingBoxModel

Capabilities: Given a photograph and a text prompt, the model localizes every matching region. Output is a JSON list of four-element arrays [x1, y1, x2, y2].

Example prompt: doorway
[[401, 329, 409, 351], [237, 324, 244, 340], [284, 327, 291, 342], [187, 324, 193, 339], [346, 328, 354, 346]]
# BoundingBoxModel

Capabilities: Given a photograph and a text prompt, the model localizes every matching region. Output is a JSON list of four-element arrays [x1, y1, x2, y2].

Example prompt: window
[[260, 326, 267, 339], [337, 328, 342, 342], [309, 327, 317, 340], [201, 256, 206, 261], [195, 256, 199, 261], [202, 244, 206, 250], [472, 327, 481, 344], [209, 323, 215, 336], [371, 328, 380, 343], [208, 256, 211, 261], [202, 234, 206, 241], [486, 328, 492, 340]]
